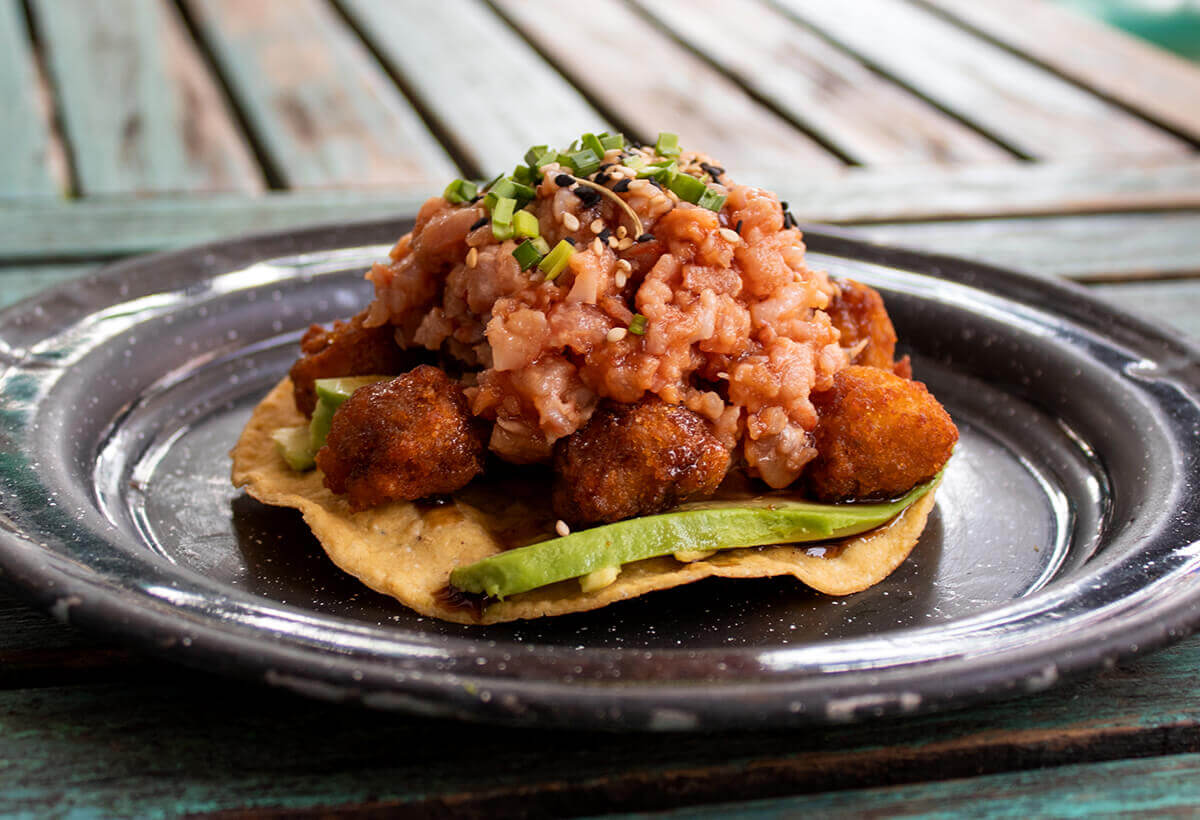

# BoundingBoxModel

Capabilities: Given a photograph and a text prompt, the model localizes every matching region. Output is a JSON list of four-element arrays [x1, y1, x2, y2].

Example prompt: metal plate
[[0, 219, 1197, 730]]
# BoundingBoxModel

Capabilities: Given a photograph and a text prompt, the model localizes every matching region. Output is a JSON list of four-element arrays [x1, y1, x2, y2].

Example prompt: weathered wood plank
[[0, 0, 66, 196], [772, 0, 1189, 159], [30, 0, 264, 194], [5, 636, 1200, 816], [855, 211, 1200, 281], [635, 0, 1009, 166], [489, 0, 843, 175], [3, 160, 1200, 262], [184, 0, 458, 188], [923, 0, 1200, 143], [645, 754, 1200, 818], [1092, 280, 1200, 341], [337, 0, 609, 179]]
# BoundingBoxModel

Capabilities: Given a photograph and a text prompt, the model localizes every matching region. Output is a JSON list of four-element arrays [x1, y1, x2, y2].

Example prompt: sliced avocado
[[308, 375, 390, 452], [271, 425, 316, 471], [449, 477, 939, 600]]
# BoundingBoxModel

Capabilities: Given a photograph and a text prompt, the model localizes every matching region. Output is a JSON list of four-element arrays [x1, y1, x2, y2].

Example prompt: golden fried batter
[[552, 397, 731, 526], [316, 366, 485, 510], [807, 366, 957, 501], [827, 279, 911, 377], [289, 310, 414, 417]]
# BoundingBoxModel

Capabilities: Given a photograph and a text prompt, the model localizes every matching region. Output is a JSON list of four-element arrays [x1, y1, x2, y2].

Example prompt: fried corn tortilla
[[231, 378, 938, 625]]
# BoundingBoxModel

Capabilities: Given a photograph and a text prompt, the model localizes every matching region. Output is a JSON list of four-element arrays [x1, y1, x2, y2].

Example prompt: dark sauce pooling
[[435, 584, 487, 617]]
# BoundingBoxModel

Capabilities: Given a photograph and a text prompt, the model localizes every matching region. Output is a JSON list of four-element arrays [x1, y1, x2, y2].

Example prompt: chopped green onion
[[524, 144, 557, 169], [655, 132, 680, 158], [490, 196, 516, 225], [697, 188, 726, 212], [492, 222, 514, 241], [538, 239, 575, 281], [628, 314, 648, 335], [581, 132, 605, 158], [636, 159, 675, 182], [512, 165, 537, 186], [513, 209, 540, 238], [560, 148, 602, 177], [668, 172, 707, 204], [624, 154, 647, 171], [512, 239, 543, 271], [488, 177, 536, 206], [599, 132, 625, 151], [481, 172, 504, 192], [531, 236, 551, 256], [442, 178, 478, 204]]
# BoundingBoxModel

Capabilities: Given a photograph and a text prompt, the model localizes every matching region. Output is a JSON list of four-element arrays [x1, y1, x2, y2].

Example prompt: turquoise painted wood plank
[[614, 753, 1200, 819], [0, 263, 95, 310], [925, 0, 1200, 142], [30, 0, 264, 194], [1093, 280, 1200, 341], [634, 0, 1009, 166], [0, 0, 65, 196], [772, 0, 1190, 159], [491, 0, 843, 176], [338, 0, 610, 179], [855, 211, 1200, 281], [184, 0, 458, 188]]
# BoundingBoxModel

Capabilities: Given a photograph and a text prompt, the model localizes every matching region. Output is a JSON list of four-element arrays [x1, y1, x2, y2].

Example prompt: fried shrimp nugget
[[553, 397, 731, 526], [316, 366, 485, 510], [826, 279, 911, 377], [807, 366, 957, 501], [289, 310, 414, 417]]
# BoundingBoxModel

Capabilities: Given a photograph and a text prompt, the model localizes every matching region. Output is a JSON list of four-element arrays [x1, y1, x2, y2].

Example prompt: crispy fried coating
[[316, 366, 485, 510], [807, 366, 957, 501], [827, 279, 911, 377], [289, 310, 414, 417], [552, 397, 731, 526]]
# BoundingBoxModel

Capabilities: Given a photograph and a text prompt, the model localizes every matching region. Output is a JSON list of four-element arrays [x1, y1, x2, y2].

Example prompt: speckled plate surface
[[0, 219, 1197, 730]]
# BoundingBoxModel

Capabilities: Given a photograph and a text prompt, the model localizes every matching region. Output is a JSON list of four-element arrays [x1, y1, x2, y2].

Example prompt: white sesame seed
[[608, 236, 619, 248], [555, 519, 571, 537], [466, 247, 478, 268], [617, 237, 635, 250], [616, 226, 627, 239], [719, 227, 741, 243], [616, 259, 632, 272], [615, 272, 628, 288], [607, 327, 627, 342], [592, 237, 603, 255], [590, 218, 604, 234], [562, 212, 580, 231]]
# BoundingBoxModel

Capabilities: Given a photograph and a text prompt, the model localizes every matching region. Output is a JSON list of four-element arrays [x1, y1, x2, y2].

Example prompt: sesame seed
[[555, 519, 571, 537], [616, 225, 627, 239], [607, 327, 627, 342], [469, 216, 488, 231], [608, 236, 619, 248], [717, 371, 729, 380], [719, 228, 741, 243], [564, 237, 577, 246], [617, 237, 634, 250], [598, 227, 612, 242], [616, 259, 632, 272], [615, 271, 628, 288], [555, 174, 574, 187], [637, 233, 655, 243], [590, 218, 604, 234], [574, 187, 601, 206], [735, 219, 743, 234], [466, 247, 479, 268], [562, 212, 580, 231], [592, 237, 603, 255], [613, 178, 631, 193]]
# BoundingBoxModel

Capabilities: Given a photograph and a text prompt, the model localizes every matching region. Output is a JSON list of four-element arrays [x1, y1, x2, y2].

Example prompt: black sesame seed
[[468, 195, 482, 204], [637, 233, 655, 243], [574, 187, 601, 206], [595, 173, 612, 187], [469, 216, 489, 231], [598, 163, 614, 172], [735, 219, 743, 234], [613, 178, 631, 193], [699, 162, 725, 180], [564, 237, 577, 246], [555, 174, 574, 187], [598, 228, 612, 242], [780, 201, 790, 210], [648, 177, 664, 190]]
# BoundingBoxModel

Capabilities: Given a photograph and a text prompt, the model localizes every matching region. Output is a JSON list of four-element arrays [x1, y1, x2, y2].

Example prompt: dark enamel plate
[[1, 219, 1198, 730]]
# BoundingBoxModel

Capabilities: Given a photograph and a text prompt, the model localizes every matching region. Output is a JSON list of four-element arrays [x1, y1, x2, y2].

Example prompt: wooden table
[[2, 0, 1199, 815]]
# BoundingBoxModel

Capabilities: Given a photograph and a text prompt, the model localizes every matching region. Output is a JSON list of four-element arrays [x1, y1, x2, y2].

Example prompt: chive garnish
[[539, 239, 575, 281], [655, 132, 681, 158], [512, 239, 543, 271], [697, 188, 727, 212], [524, 145, 557, 170], [628, 314, 648, 335], [599, 132, 625, 151], [668, 172, 706, 203], [443, 179, 478, 204], [513, 209, 540, 239], [560, 148, 602, 177], [581, 132, 605, 158]]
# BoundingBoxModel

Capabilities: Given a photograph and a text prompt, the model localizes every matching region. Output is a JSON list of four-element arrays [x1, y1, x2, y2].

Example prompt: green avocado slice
[[308, 375, 390, 454], [270, 425, 316, 471], [449, 477, 939, 599]]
